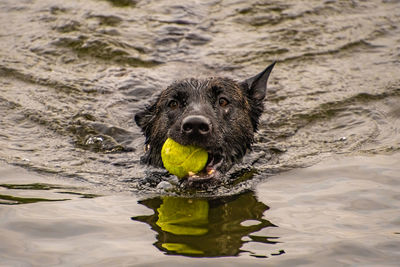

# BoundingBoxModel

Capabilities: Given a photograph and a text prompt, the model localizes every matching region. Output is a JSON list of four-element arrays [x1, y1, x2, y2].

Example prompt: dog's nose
[[181, 115, 211, 136]]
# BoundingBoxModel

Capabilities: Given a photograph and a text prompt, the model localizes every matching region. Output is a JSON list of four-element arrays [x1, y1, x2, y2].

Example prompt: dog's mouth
[[186, 151, 224, 183]]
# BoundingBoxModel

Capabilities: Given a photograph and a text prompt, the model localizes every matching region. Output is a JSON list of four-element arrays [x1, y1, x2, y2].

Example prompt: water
[[1, 154, 399, 265], [1, 0, 400, 265]]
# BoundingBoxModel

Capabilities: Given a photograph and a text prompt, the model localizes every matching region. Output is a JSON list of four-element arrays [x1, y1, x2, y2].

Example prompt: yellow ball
[[161, 138, 208, 178]]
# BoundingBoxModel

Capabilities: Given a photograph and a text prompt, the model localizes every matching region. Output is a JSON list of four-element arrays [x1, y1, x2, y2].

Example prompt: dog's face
[[135, 63, 275, 180]]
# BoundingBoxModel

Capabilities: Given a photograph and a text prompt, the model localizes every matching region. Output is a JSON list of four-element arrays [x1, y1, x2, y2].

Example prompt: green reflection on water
[[0, 183, 100, 205], [0, 194, 69, 205], [157, 197, 209, 236], [132, 191, 280, 257]]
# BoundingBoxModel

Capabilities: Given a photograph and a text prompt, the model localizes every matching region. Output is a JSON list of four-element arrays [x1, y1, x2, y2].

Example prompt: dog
[[135, 62, 275, 182]]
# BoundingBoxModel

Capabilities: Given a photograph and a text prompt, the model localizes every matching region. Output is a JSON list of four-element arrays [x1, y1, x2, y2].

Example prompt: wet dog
[[135, 62, 275, 182]]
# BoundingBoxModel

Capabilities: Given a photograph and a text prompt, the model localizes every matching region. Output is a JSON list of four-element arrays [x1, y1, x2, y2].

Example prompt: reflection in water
[[0, 183, 99, 205], [132, 191, 283, 258], [0, 194, 68, 205]]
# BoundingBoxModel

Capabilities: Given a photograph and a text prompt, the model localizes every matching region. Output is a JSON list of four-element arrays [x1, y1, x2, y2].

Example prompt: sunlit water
[[1, 0, 400, 265]]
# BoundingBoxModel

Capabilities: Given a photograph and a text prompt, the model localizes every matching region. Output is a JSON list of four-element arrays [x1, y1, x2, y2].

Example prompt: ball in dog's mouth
[[161, 138, 208, 179]]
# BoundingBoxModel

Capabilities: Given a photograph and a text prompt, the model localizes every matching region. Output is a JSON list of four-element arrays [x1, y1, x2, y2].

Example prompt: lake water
[[1, 153, 399, 265], [1, 0, 400, 265]]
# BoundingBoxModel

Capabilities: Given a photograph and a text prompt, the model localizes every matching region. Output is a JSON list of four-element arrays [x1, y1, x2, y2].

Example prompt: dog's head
[[135, 63, 275, 180]]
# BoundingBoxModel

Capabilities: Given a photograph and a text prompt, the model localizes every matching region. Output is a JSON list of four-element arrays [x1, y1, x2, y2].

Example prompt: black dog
[[135, 62, 275, 181]]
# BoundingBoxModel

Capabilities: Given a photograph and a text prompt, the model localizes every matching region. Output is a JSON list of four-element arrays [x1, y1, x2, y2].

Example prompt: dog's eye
[[168, 100, 179, 109], [218, 97, 229, 107]]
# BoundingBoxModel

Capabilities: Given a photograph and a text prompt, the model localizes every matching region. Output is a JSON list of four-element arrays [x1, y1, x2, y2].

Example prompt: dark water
[[1, 0, 400, 265]]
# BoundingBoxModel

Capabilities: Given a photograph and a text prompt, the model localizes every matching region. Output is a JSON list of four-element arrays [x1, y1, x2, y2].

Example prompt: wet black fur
[[135, 63, 275, 173]]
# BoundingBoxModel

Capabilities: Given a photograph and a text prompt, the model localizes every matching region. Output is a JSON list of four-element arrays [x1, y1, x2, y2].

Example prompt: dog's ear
[[240, 62, 275, 132], [241, 62, 275, 101], [135, 101, 157, 133]]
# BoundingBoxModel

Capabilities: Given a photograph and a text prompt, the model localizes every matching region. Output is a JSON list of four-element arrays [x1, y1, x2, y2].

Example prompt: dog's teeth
[[207, 169, 215, 175]]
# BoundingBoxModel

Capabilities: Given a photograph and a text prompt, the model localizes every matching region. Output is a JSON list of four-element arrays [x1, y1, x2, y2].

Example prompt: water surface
[[1, 0, 400, 265], [1, 154, 399, 265]]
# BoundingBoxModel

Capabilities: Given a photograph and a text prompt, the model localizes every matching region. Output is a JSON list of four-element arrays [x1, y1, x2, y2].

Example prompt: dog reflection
[[132, 191, 279, 257]]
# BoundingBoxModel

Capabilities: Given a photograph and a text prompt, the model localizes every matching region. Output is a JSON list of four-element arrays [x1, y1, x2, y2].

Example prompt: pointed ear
[[241, 62, 275, 101]]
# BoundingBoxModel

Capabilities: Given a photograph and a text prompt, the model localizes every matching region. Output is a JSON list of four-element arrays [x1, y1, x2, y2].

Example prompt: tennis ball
[[161, 138, 208, 178]]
